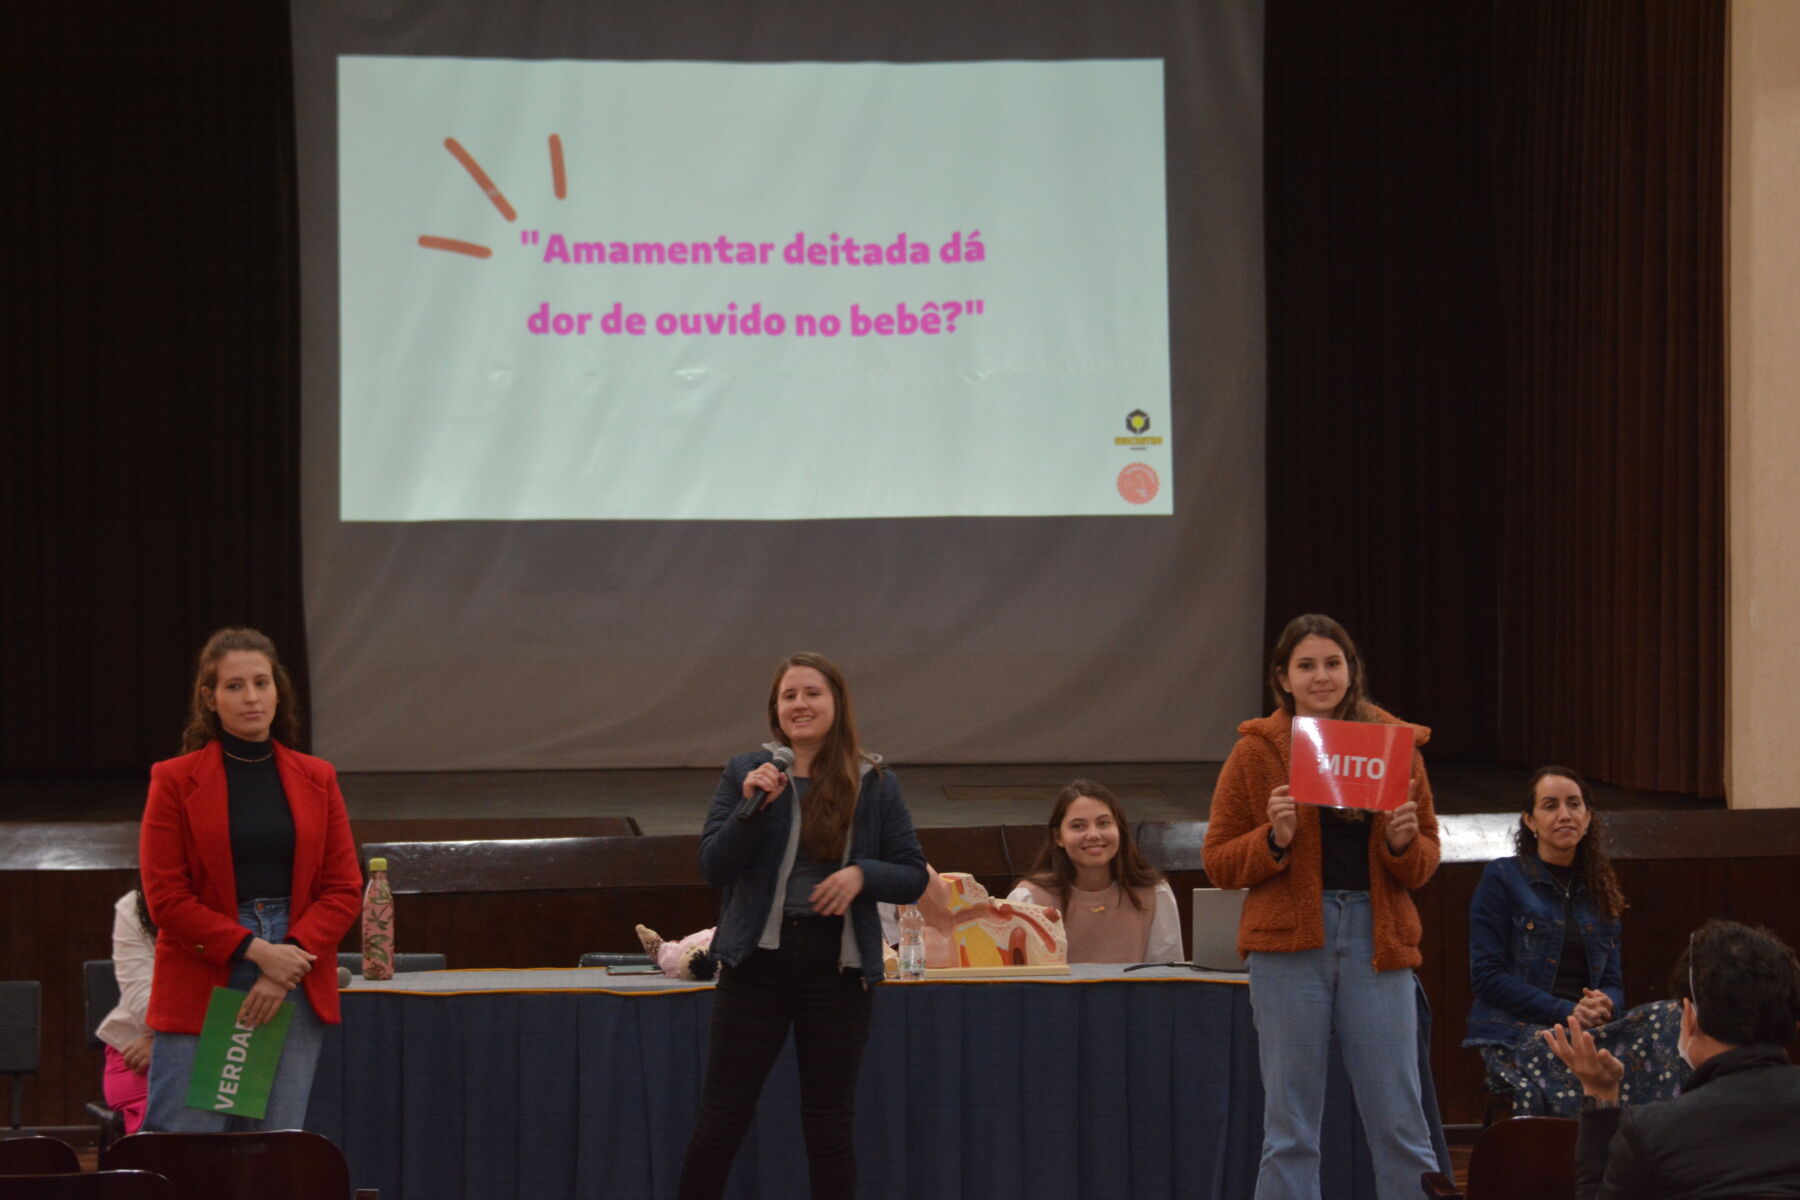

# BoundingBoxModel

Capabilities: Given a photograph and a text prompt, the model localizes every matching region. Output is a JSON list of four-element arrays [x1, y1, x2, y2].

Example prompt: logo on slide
[[1114, 409, 1163, 450], [1116, 463, 1160, 506]]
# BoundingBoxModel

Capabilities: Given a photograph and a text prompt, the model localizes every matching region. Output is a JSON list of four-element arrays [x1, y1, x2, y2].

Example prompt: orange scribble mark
[[444, 138, 517, 222], [549, 134, 567, 200], [417, 236, 492, 259]]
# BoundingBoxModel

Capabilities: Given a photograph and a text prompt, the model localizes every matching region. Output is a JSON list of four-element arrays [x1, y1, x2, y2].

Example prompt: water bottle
[[897, 904, 925, 981], [361, 857, 394, 980]]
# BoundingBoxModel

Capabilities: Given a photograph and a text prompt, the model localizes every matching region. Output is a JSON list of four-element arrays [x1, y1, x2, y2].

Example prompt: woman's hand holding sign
[[237, 976, 288, 1028], [1267, 784, 1297, 851], [1384, 780, 1421, 854]]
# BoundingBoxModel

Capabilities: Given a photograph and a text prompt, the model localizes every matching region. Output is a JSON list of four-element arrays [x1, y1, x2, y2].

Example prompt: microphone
[[735, 745, 795, 822]]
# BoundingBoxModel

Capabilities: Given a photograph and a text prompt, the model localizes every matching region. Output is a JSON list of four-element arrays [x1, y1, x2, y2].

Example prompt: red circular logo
[[1116, 462, 1160, 505]]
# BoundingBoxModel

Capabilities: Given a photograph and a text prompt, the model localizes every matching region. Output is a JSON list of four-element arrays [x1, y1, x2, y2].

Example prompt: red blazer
[[139, 741, 362, 1033]]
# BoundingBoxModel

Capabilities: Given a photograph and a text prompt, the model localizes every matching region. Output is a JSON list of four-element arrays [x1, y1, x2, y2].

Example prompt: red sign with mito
[[1289, 718, 1414, 811]]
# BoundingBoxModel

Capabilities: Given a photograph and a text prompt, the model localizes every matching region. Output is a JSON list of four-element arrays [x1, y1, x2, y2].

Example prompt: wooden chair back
[[0, 1134, 80, 1175], [0, 1170, 176, 1199], [1465, 1116, 1578, 1200], [103, 1130, 352, 1200]]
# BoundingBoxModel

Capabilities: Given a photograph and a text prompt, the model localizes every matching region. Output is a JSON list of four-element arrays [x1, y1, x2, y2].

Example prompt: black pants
[[678, 915, 873, 1200]]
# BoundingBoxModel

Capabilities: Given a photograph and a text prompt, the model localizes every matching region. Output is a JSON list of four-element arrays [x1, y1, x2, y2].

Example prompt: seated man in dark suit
[[1546, 919, 1800, 1200]]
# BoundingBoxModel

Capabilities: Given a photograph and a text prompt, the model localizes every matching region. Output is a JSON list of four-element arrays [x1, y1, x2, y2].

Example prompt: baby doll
[[635, 923, 718, 980]]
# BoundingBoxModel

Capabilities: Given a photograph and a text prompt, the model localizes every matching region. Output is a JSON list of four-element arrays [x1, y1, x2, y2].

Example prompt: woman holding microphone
[[679, 652, 927, 1200], [1202, 614, 1440, 1200], [138, 627, 362, 1131]]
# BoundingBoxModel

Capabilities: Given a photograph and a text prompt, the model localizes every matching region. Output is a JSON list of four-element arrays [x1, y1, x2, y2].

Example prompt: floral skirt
[[1480, 998, 1686, 1118]]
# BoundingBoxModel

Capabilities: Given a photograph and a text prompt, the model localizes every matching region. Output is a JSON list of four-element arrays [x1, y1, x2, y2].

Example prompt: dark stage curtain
[[1263, 0, 1501, 758], [2, 3, 308, 775], [1490, 1, 1725, 796], [1265, 0, 1723, 796], [5, 2, 1723, 795]]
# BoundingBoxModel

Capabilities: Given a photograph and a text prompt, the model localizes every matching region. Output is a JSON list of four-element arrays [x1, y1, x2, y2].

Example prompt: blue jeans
[[1247, 891, 1436, 1200], [143, 898, 325, 1132]]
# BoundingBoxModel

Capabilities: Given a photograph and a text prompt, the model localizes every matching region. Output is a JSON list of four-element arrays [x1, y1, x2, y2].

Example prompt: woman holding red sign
[[1202, 613, 1441, 1200]]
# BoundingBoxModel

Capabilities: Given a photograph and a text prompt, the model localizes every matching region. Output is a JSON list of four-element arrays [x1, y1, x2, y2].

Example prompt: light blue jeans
[[1247, 891, 1437, 1200], [143, 898, 325, 1132]]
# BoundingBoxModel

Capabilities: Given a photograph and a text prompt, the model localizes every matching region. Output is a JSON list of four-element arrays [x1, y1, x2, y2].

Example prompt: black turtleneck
[[219, 729, 296, 908], [1319, 808, 1372, 891], [1543, 859, 1589, 1002]]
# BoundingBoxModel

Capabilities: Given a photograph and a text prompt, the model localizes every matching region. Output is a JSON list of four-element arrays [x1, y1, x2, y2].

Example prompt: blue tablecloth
[[307, 966, 1449, 1200]]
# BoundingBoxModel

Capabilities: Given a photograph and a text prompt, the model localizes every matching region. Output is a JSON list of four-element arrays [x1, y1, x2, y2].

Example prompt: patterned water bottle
[[361, 857, 394, 980], [898, 904, 925, 981]]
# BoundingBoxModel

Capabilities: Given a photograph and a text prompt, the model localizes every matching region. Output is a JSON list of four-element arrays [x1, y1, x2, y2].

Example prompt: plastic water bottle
[[361, 857, 394, 980], [898, 904, 925, 981]]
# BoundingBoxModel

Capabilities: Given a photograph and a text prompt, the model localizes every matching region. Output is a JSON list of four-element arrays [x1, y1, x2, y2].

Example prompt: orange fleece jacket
[[1201, 708, 1440, 971]]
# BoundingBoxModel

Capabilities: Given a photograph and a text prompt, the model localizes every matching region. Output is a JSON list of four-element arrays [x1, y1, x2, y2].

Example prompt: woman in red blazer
[[138, 627, 362, 1132]]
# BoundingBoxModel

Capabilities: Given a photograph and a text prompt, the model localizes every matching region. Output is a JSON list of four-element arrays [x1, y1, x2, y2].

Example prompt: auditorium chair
[[104, 1129, 378, 1200], [82, 960, 128, 1151], [0, 982, 39, 1130], [1421, 1116, 1577, 1200], [0, 1170, 176, 1199], [336, 952, 447, 976], [0, 1134, 80, 1175]]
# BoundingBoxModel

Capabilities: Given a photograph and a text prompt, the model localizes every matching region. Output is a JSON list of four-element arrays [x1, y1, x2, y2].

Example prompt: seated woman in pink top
[[1008, 780, 1183, 964], [95, 886, 157, 1135]]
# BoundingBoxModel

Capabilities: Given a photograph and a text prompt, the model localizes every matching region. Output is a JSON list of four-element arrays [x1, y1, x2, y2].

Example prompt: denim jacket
[[700, 748, 927, 984], [1463, 853, 1624, 1046]]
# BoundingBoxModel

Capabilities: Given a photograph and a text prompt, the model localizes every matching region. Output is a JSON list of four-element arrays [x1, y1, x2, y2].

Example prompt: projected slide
[[339, 57, 1170, 520]]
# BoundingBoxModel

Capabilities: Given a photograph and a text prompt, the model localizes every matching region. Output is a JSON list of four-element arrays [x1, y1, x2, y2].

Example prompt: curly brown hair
[[1513, 765, 1626, 920]]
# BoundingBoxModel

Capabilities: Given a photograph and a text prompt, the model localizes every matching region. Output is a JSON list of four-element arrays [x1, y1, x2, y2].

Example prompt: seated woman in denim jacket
[[1463, 766, 1684, 1117]]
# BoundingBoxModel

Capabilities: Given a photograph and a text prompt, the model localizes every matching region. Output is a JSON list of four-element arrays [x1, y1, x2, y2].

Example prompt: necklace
[[221, 745, 274, 764], [1080, 883, 1119, 913]]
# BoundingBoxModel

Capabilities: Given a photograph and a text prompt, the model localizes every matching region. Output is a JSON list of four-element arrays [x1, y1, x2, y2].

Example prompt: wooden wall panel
[[1416, 863, 1483, 1126], [0, 868, 137, 1129]]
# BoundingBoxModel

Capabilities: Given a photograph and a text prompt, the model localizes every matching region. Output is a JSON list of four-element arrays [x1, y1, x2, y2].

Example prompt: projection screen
[[292, 2, 1264, 770]]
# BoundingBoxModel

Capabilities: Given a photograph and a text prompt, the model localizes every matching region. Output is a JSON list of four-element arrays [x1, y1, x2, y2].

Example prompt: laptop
[[1189, 887, 1249, 972]]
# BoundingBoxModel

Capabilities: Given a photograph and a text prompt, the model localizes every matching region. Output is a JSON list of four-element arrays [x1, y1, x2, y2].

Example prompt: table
[[307, 966, 1449, 1200]]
